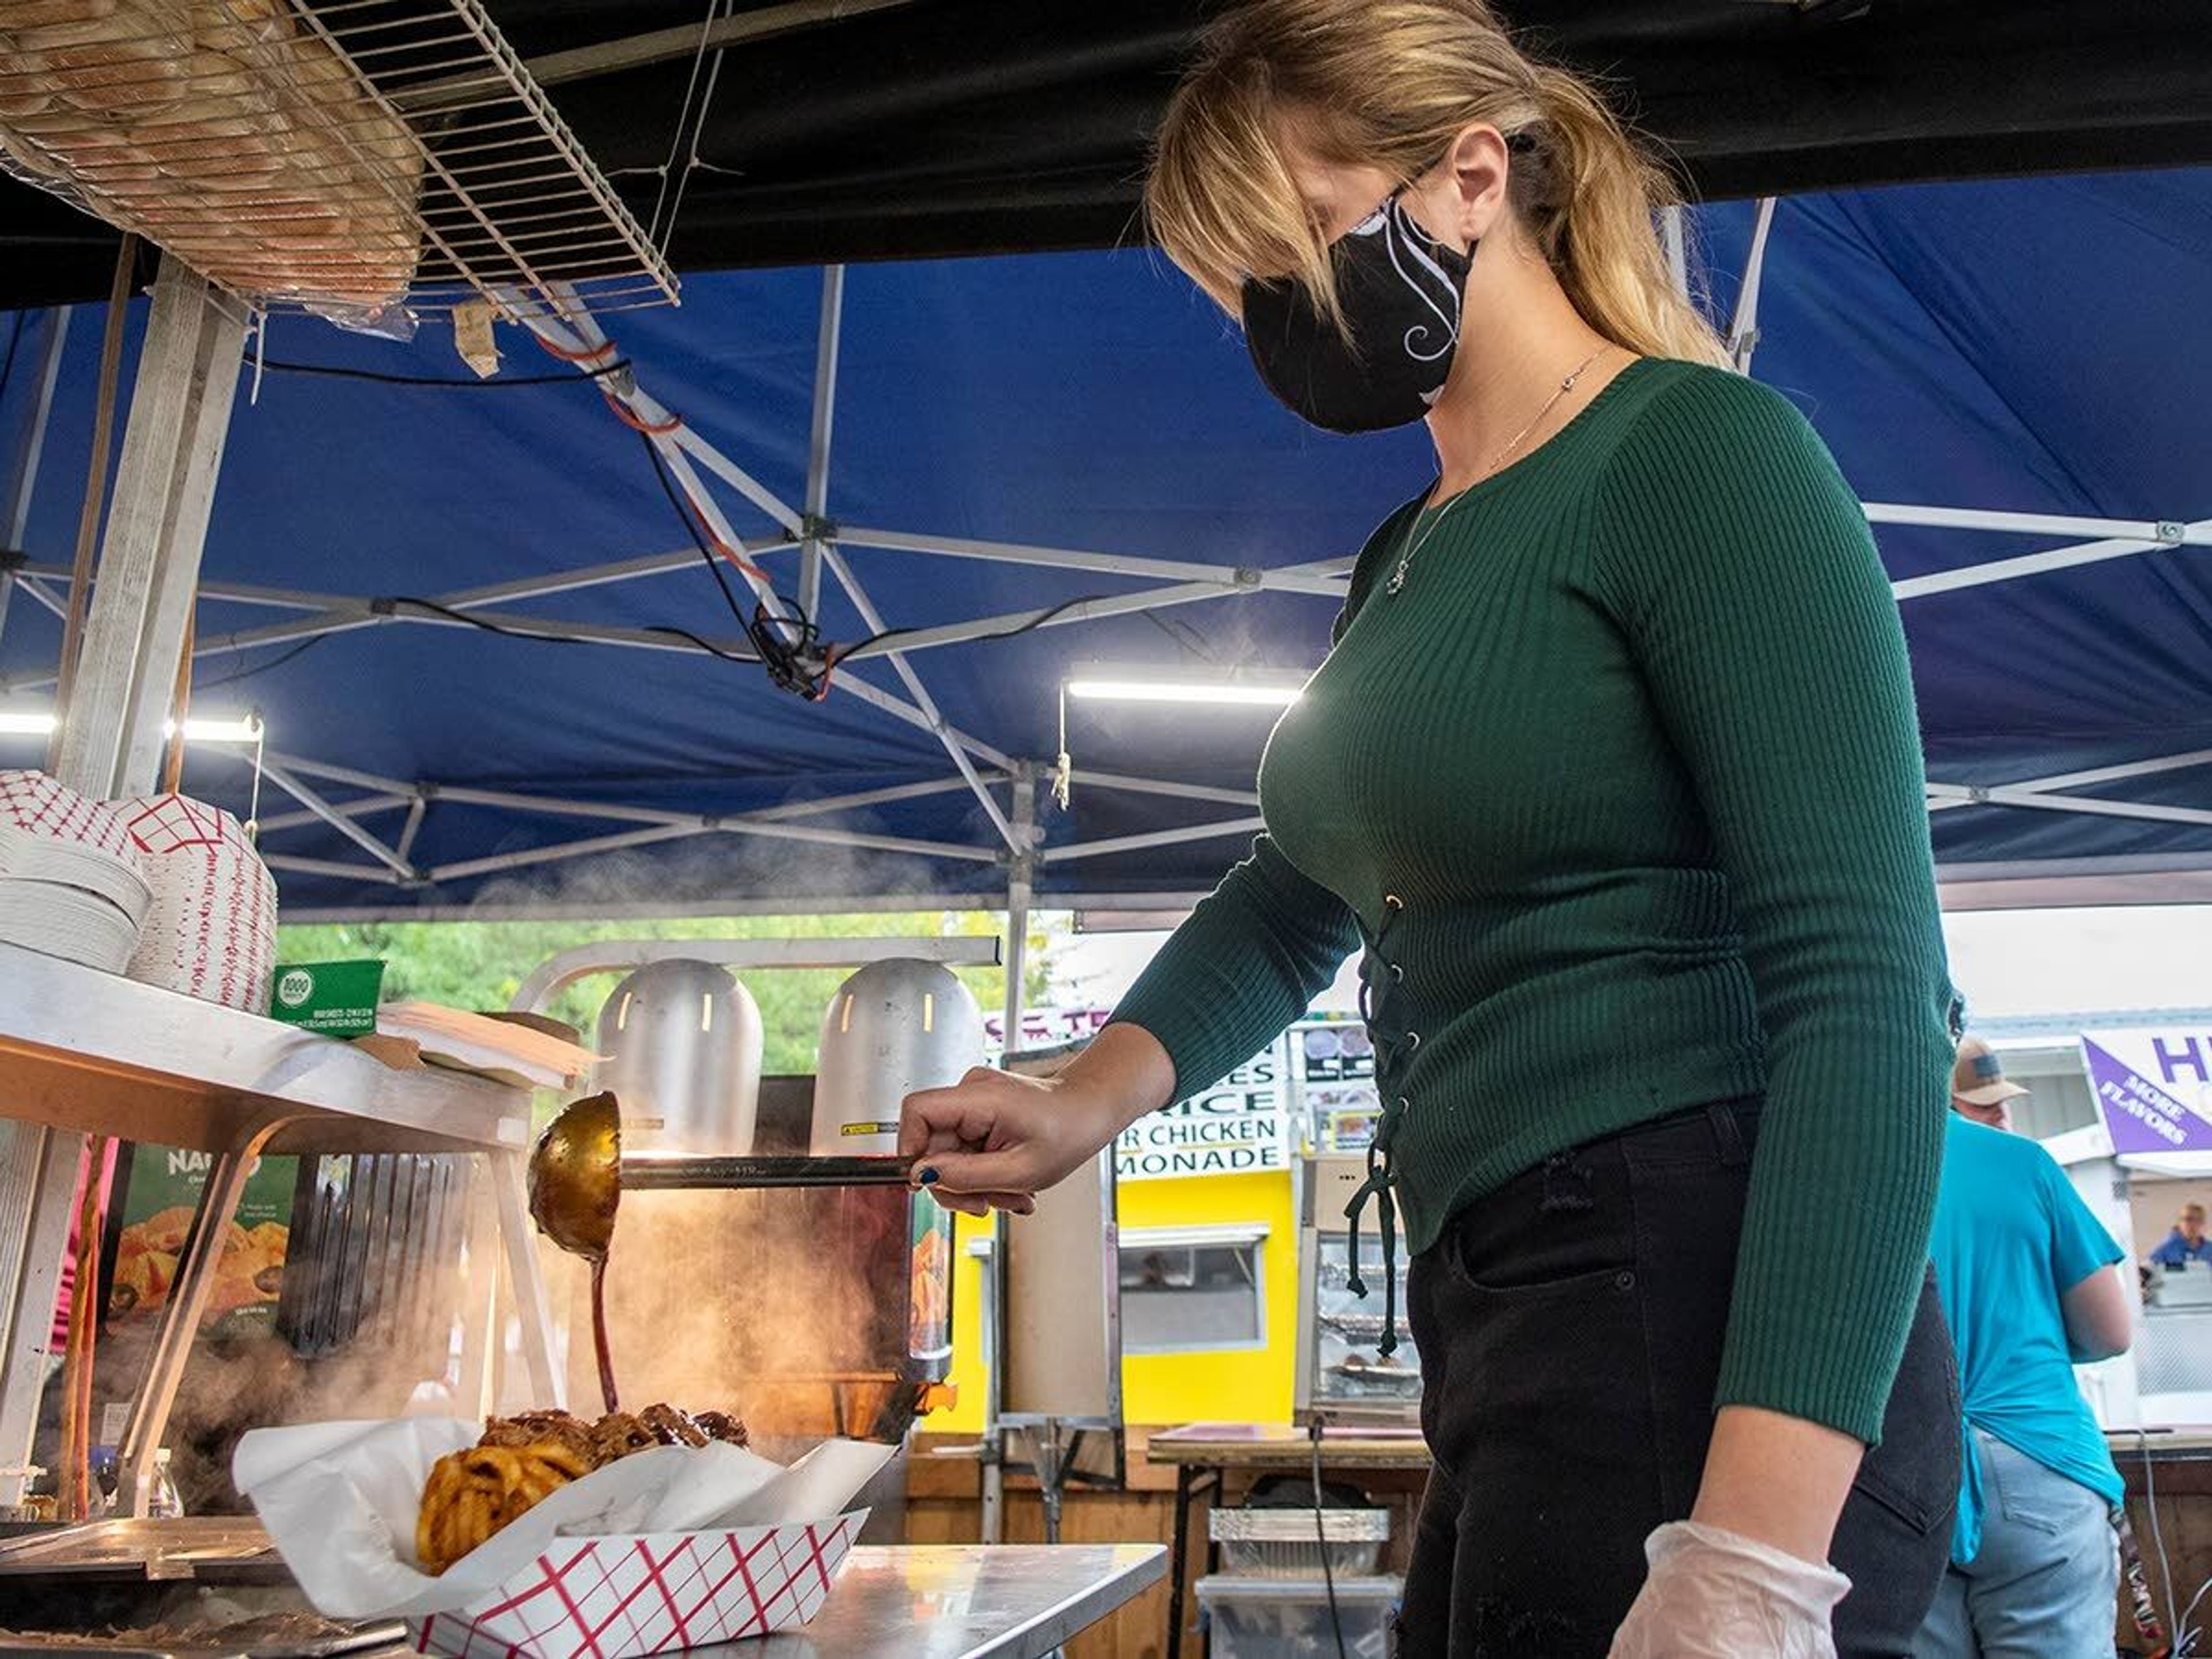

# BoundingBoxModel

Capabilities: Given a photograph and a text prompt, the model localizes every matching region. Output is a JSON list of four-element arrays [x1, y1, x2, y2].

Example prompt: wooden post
[[0, 259, 246, 1499]]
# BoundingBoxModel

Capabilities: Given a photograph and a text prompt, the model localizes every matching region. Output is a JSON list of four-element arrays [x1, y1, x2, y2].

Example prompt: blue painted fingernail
[[918, 1166, 940, 1186]]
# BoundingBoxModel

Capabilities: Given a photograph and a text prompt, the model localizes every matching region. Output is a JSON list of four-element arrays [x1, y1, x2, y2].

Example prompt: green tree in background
[[277, 911, 1059, 1074]]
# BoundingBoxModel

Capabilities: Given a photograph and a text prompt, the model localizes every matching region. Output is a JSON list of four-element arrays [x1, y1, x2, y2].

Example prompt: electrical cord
[[842, 591, 1115, 658], [379, 595, 601, 641], [2142, 1427, 2184, 1652], [639, 433, 834, 699], [643, 623, 760, 663], [459, 320, 1141, 704], [197, 635, 329, 688], [257, 357, 634, 389], [1308, 1415, 1351, 1659], [2179, 1570, 2210, 1658]]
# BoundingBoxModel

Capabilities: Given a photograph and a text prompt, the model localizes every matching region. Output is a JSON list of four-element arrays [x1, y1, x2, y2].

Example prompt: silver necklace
[[1384, 346, 1609, 597]]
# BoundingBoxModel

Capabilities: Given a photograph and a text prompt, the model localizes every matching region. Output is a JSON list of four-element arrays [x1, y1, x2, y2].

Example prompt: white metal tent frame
[[0, 200, 2206, 1520], [5, 220, 2212, 922]]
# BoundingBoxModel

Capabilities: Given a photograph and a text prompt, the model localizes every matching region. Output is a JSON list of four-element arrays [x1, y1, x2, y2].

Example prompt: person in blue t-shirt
[[1912, 1032, 2137, 1658], [2148, 1201, 2208, 1268]]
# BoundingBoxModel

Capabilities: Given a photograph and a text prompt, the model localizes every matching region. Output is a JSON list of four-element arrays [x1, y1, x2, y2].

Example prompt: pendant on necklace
[[1385, 560, 1409, 596]]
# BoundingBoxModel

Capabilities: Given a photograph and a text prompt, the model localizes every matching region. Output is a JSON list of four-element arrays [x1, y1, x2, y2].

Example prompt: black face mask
[[1240, 191, 1473, 434]]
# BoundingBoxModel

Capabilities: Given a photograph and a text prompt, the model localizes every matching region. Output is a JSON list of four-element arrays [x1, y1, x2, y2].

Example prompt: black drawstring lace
[[1344, 893, 1411, 1357]]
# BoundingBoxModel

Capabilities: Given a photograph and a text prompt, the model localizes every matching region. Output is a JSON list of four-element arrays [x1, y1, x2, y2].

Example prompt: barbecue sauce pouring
[[527, 1090, 623, 1413]]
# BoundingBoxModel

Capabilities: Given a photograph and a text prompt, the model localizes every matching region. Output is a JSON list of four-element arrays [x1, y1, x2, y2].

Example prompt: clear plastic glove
[[1607, 1521, 1851, 1659]]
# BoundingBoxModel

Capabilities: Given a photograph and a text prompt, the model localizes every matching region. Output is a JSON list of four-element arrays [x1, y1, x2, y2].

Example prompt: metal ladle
[[527, 1090, 623, 1413]]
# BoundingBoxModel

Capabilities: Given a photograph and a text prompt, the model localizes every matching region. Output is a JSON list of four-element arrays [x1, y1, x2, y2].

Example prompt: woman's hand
[[1608, 1521, 1849, 1659], [1609, 1407, 1858, 1655], [898, 1024, 1178, 1217]]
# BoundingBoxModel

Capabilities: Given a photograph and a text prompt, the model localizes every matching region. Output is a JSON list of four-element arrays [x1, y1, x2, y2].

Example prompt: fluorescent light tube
[[0, 712, 263, 741], [1066, 677, 1303, 707]]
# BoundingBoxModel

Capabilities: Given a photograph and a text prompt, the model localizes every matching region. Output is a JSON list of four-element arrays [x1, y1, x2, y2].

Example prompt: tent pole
[[259, 761, 418, 878], [3, 308, 71, 549], [257, 794, 414, 836], [393, 791, 431, 863], [1, 308, 73, 649], [257, 754, 999, 834], [1660, 207, 1689, 300], [260, 853, 411, 883], [1923, 782, 2212, 830], [800, 266, 844, 620], [838, 525, 1353, 597], [1926, 748, 2212, 814], [820, 543, 1022, 850], [1865, 505, 2208, 543], [833, 552, 1356, 662], [1728, 197, 1777, 375], [3, 543, 1347, 688], [1043, 816, 1268, 863], [1891, 519, 2209, 602], [984, 761, 1037, 1547], [1068, 770, 1260, 807], [1002, 757, 1035, 1054]]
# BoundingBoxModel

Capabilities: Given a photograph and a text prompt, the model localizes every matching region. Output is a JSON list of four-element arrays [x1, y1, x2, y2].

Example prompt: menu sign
[[987, 1006, 1291, 1182], [1116, 1047, 1290, 1182]]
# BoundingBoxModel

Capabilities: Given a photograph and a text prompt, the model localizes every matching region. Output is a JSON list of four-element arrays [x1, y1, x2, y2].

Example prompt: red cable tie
[[536, 332, 618, 365], [707, 533, 772, 586], [604, 395, 683, 437]]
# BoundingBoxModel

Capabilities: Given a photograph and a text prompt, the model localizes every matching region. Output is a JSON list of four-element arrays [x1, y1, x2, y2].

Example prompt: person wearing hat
[[1950, 1038, 2029, 1133], [1914, 1038, 2137, 1657]]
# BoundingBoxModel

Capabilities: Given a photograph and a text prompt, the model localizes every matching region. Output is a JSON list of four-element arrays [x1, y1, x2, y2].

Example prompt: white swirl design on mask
[[1380, 197, 1461, 365]]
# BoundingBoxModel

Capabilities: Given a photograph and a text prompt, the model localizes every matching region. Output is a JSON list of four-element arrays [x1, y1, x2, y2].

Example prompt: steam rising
[[465, 817, 980, 921], [550, 1180, 914, 1451]]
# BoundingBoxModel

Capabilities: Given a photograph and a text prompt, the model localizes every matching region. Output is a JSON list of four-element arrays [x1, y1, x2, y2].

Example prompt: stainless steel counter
[[757, 1544, 1165, 1659], [0, 1532, 1162, 1659]]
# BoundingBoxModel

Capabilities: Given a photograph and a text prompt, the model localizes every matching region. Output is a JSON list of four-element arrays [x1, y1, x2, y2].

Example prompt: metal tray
[[1207, 1497, 1393, 1584], [0, 1520, 281, 1582], [1210, 1508, 1390, 1543], [1321, 1361, 1422, 1397]]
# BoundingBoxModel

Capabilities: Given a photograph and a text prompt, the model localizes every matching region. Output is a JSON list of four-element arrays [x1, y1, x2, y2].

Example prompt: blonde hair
[[1146, 0, 1729, 369]]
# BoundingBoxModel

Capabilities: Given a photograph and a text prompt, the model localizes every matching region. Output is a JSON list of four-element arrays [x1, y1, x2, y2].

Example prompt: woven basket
[[0, 0, 425, 308]]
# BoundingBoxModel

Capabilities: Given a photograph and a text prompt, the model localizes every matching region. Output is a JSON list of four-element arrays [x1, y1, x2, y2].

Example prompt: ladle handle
[[589, 1257, 619, 1416], [618, 1156, 914, 1190]]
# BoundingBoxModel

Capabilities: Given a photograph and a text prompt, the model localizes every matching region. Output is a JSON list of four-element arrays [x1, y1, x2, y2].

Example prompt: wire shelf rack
[[0, 0, 678, 322]]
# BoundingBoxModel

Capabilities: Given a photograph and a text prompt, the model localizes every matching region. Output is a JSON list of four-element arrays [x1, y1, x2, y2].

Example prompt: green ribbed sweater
[[1112, 358, 1953, 1445]]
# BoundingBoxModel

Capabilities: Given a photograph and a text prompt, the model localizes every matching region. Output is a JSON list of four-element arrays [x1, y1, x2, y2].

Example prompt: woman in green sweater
[[902, 3, 1958, 1653]]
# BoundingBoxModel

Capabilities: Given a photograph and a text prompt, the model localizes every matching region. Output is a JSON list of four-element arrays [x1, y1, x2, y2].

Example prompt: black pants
[[1396, 1101, 1959, 1659]]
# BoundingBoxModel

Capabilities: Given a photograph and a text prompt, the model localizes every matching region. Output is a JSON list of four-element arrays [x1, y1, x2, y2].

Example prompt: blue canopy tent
[[2, 166, 2209, 919]]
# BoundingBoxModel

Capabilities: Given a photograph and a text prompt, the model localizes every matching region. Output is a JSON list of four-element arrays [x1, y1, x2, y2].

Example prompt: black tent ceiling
[[6, 0, 2212, 309]]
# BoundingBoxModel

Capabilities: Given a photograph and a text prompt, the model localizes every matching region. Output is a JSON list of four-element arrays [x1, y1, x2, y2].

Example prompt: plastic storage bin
[[1196, 1574, 1402, 1659]]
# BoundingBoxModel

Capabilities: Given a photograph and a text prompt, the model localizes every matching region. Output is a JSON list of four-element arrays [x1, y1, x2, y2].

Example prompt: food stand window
[[1118, 1225, 1268, 1354]]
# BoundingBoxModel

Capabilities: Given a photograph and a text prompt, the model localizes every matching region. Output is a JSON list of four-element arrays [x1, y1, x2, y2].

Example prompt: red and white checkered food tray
[[122, 793, 278, 1011], [234, 1418, 892, 1659], [0, 821, 153, 919], [0, 775, 152, 972], [0, 770, 139, 862], [407, 1516, 861, 1659]]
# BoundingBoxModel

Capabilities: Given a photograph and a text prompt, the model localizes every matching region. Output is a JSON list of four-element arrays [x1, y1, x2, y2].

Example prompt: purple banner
[[2080, 1036, 2212, 1154]]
